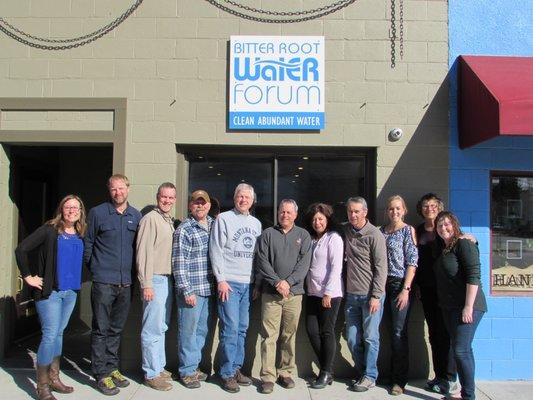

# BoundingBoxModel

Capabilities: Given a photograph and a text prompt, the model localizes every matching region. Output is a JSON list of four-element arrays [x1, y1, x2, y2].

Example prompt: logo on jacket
[[243, 236, 254, 249], [296, 238, 302, 245]]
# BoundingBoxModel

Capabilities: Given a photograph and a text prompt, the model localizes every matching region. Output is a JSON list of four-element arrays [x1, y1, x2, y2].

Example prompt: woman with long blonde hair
[[380, 195, 418, 396], [15, 194, 87, 400]]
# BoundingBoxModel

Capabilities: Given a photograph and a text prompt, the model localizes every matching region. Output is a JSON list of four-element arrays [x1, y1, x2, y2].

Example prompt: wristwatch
[[403, 286, 411, 291]]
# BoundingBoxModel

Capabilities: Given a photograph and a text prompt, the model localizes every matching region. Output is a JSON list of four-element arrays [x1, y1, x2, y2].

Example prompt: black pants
[[419, 285, 457, 381], [305, 295, 342, 373], [91, 282, 131, 380], [384, 278, 411, 387]]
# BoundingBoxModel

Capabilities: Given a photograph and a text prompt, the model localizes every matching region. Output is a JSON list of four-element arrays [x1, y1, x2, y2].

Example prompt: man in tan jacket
[[136, 183, 177, 391]]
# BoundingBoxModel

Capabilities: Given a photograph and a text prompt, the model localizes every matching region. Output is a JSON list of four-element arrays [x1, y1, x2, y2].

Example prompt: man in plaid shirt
[[172, 190, 214, 389]]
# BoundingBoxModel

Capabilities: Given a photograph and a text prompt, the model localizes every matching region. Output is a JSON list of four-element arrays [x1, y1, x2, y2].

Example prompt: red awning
[[459, 55, 533, 148]]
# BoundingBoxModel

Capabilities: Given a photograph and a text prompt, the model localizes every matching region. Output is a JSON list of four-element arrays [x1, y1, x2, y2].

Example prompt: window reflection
[[491, 174, 533, 294]]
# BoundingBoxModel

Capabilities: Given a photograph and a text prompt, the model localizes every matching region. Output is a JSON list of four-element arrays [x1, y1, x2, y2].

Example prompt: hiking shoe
[[160, 369, 173, 380], [426, 377, 439, 389], [277, 375, 295, 389], [235, 369, 252, 386], [145, 376, 172, 391], [180, 374, 201, 389], [222, 376, 240, 393], [109, 370, 129, 388], [350, 376, 376, 392], [97, 376, 120, 396], [260, 381, 274, 394], [428, 378, 453, 394], [391, 384, 404, 396], [196, 369, 208, 382]]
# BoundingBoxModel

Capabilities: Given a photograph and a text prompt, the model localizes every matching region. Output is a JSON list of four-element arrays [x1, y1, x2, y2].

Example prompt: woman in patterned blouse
[[379, 195, 418, 396]]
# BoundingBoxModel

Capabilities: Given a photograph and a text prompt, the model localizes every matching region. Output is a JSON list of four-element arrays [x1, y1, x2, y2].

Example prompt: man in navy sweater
[[84, 174, 141, 395]]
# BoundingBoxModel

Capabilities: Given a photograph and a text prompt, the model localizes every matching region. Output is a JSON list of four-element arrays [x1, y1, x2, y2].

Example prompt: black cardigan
[[433, 238, 487, 312], [15, 224, 60, 301]]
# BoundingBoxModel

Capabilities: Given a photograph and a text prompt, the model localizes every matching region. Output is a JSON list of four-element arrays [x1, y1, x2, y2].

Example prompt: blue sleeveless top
[[57, 232, 83, 290]]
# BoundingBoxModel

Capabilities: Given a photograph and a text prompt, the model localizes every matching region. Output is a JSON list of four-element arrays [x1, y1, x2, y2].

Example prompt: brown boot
[[36, 365, 57, 400], [49, 357, 74, 393]]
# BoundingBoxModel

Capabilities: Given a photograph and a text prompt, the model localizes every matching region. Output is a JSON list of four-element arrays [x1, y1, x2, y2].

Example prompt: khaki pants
[[260, 292, 303, 383]]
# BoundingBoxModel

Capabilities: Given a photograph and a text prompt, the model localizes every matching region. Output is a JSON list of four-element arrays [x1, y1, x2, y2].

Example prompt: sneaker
[[160, 369, 173, 380], [448, 378, 460, 394], [145, 376, 172, 391], [260, 381, 275, 394], [391, 384, 404, 396], [109, 370, 130, 388], [97, 376, 120, 396], [350, 376, 376, 392], [196, 369, 208, 382], [235, 369, 252, 386], [277, 375, 295, 389], [222, 376, 240, 393], [181, 374, 201, 389]]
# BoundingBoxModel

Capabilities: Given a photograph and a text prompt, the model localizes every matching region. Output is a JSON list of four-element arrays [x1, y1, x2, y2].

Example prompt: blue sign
[[229, 36, 325, 130]]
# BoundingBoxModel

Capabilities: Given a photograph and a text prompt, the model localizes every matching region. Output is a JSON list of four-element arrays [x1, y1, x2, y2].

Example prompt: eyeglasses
[[63, 206, 80, 211]]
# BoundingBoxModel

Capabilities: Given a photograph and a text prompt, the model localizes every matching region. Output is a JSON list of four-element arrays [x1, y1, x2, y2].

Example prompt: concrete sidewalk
[[1, 367, 531, 400]]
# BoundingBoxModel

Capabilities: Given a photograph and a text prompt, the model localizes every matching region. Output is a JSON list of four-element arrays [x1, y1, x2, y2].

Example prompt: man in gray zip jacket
[[343, 196, 387, 393], [255, 199, 312, 394]]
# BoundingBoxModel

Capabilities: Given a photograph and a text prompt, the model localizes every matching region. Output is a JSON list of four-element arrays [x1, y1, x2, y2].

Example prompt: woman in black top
[[415, 193, 457, 394], [434, 211, 487, 400], [15, 195, 87, 400]]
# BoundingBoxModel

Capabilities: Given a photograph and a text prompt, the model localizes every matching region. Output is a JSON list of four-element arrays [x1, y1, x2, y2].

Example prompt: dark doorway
[[7, 145, 113, 344]]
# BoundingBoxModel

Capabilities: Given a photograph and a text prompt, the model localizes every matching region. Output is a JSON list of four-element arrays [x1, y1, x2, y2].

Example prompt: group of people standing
[[15, 174, 487, 400]]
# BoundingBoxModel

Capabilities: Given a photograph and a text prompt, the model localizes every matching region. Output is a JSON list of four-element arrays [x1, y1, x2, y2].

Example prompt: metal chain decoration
[[0, 0, 144, 50], [205, 0, 357, 23], [390, 0, 404, 68]]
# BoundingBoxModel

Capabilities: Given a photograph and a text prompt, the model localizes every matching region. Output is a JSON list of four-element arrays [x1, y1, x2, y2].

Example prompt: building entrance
[[6, 145, 112, 349]]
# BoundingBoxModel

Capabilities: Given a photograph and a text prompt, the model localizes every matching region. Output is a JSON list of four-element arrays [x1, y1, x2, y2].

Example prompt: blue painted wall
[[449, 0, 533, 379]]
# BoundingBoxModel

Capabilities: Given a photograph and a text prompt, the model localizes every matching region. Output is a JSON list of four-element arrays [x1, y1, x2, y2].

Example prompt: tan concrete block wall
[[0, 0, 449, 376]]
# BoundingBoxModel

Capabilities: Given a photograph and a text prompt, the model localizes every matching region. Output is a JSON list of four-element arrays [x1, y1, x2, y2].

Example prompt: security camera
[[388, 128, 403, 142]]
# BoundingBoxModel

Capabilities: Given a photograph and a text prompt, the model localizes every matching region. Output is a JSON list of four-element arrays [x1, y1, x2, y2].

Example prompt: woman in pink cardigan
[[304, 203, 344, 389]]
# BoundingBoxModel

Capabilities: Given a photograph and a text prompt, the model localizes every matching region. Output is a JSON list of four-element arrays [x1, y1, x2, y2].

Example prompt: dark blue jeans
[[384, 278, 411, 387], [442, 308, 484, 400], [91, 282, 131, 380]]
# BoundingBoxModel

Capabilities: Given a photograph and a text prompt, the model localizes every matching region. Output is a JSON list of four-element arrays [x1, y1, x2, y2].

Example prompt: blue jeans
[[217, 282, 251, 379], [141, 275, 172, 379], [91, 282, 131, 379], [177, 294, 212, 377], [345, 293, 385, 382], [385, 278, 411, 387], [35, 290, 77, 366], [443, 308, 484, 400]]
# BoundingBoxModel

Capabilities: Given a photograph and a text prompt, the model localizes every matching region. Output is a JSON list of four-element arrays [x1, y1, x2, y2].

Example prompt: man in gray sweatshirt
[[209, 183, 261, 393], [343, 196, 387, 392], [255, 199, 312, 394]]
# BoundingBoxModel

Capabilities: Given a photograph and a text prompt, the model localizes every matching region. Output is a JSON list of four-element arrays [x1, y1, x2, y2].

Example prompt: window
[[491, 173, 533, 295], [184, 146, 373, 228]]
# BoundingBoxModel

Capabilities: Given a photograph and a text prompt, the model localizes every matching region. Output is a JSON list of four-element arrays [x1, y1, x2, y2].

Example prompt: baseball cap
[[190, 190, 210, 203]]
